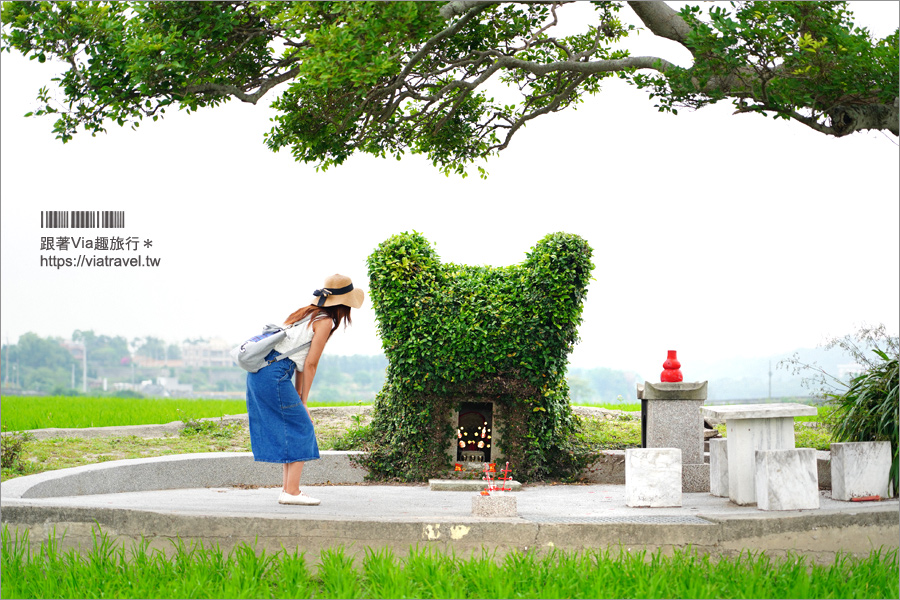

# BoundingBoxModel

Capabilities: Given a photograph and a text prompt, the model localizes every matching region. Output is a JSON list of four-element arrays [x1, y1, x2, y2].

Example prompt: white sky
[[1, 2, 898, 382]]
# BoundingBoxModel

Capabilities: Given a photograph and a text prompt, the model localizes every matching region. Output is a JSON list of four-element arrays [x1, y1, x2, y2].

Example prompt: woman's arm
[[296, 317, 331, 407]]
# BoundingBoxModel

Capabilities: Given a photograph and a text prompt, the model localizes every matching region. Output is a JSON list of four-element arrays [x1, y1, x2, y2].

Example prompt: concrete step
[[429, 479, 522, 492]]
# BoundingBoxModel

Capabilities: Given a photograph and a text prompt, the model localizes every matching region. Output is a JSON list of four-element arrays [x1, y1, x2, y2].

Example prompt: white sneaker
[[278, 491, 320, 506]]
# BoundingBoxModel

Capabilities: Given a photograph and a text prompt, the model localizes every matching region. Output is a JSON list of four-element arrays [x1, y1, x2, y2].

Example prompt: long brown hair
[[285, 304, 352, 340]]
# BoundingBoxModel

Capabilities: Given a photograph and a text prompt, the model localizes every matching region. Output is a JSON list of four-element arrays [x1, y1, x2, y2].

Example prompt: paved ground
[[4, 471, 898, 565], [4, 481, 889, 523], [2, 442, 896, 563]]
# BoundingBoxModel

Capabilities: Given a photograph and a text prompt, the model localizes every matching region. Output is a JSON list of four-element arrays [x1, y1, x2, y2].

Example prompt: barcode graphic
[[41, 211, 125, 228]]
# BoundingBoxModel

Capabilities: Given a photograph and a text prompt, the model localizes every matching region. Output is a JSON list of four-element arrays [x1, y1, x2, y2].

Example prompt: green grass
[[3, 526, 897, 599], [579, 413, 641, 450], [1, 433, 251, 482], [794, 423, 834, 451], [795, 405, 835, 423], [0, 396, 372, 431], [0, 414, 369, 483], [574, 401, 640, 412]]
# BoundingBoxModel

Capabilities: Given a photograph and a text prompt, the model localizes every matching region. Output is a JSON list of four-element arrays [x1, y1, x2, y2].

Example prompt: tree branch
[[439, 1, 498, 20], [439, 0, 573, 20], [371, 5, 493, 102], [733, 101, 900, 137], [493, 73, 588, 151], [627, 1, 693, 47], [829, 102, 900, 137], [496, 54, 675, 76], [181, 66, 301, 104]]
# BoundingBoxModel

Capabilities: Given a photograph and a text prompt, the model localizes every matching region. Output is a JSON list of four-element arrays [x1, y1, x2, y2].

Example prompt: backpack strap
[[266, 315, 313, 365], [268, 340, 313, 365]]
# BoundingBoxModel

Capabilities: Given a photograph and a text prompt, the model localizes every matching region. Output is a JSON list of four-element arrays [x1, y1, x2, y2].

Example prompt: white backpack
[[230, 317, 311, 373]]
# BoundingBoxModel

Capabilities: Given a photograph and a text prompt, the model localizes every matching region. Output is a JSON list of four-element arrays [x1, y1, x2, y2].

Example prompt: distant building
[[131, 357, 185, 368], [181, 338, 234, 368], [141, 377, 193, 397], [60, 340, 85, 361], [112, 382, 141, 392]]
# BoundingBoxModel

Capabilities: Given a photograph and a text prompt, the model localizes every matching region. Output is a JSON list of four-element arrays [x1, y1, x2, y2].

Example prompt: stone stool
[[831, 442, 892, 501], [625, 448, 682, 507], [472, 494, 517, 517], [709, 438, 729, 497], [755, 448, 819, 511]]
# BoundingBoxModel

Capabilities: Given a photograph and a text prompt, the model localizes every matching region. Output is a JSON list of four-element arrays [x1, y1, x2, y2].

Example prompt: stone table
[[700, 403, 817, 506]]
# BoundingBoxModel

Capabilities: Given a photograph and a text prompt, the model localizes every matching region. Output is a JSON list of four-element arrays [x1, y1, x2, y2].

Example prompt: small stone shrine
[[637, 379, 709, 492]]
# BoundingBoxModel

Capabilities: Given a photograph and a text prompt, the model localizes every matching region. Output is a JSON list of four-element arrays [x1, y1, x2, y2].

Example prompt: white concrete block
[[831, 442, 892, 501], [755, 448, 819, 511], [726, 417, 796, 505], [472, 494, 517, 517], [709, 438, 729, 497], [625, 448, 682, 508]]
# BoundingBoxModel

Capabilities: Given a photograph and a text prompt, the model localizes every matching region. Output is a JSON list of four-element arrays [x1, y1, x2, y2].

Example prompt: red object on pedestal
[[660, 350, 683, 382]]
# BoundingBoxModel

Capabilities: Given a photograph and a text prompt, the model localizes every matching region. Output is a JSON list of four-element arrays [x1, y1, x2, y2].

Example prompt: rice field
[[2, 527, 897, 599], [2, 396, 651, 431], [0, 396, 370, 431]]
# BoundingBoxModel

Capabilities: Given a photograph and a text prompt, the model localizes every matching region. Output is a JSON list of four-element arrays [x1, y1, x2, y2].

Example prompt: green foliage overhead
[[363, 231, 595, 481], [633, 2, 899, 134], [2, 2, 895, 176]]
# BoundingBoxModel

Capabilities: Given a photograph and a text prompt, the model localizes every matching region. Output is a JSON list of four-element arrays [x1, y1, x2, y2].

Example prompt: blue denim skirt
[[245, 350, 320, 463]]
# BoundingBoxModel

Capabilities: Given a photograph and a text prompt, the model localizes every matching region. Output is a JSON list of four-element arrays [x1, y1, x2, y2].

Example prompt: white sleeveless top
[[273, 313, 331, 371]]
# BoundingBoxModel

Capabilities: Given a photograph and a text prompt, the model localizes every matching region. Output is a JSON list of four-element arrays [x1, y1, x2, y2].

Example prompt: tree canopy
[[2, 1, 897, 175]]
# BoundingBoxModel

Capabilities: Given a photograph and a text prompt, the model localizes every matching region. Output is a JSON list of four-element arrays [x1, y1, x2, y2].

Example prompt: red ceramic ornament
[[660, 350, 683, 382]]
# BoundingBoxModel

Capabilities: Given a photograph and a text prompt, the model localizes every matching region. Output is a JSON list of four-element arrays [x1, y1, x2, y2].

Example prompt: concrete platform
[[2, 452, 897, 565], [429, 479, 522, 492]]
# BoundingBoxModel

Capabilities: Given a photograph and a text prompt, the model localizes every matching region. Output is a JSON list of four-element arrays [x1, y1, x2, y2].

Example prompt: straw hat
[[311, 274, 365, 309]]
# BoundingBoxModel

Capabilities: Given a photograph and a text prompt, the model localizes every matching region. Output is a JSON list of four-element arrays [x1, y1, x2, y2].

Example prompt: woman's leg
[[284, 461, 305, 495]]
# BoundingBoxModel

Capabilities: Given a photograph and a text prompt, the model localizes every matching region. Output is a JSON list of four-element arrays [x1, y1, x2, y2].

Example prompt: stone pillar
[[709, 438, 729, 497], [642, 381, 709, 492], [637, 383, 647, 447]]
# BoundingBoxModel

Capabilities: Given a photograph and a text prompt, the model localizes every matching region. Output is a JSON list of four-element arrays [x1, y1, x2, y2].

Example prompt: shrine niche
[[364, 231, 594, 481], [455, 402, 494, 463]]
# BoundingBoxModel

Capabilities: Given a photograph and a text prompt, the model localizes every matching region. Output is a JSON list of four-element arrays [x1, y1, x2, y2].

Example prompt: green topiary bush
[[362, 231, 595, 481]]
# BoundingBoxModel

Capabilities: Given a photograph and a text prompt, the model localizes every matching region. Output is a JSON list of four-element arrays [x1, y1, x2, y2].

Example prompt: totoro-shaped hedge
[[362, 231, 595, 481]]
